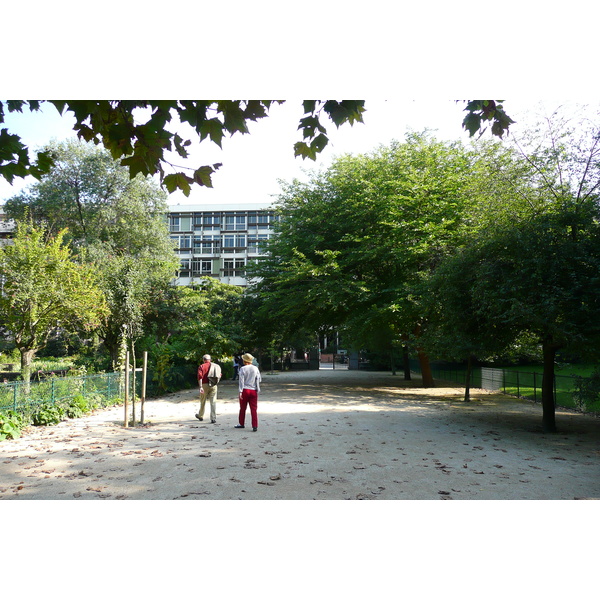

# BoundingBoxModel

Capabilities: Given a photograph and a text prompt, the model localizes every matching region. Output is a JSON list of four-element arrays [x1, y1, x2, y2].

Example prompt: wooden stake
[[141, 351, 147, 425], [124, 350, 129, 428]]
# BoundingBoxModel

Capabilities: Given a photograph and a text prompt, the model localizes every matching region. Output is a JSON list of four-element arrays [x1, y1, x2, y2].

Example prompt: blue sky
[[0, 99, 523, 207]]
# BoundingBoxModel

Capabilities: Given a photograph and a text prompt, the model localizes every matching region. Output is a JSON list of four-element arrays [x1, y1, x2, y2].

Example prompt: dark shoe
[[211, 419, 216, 424], [234, 424, 245, 429], [252, 427, 258, 432], [195, 414, 203, 421]]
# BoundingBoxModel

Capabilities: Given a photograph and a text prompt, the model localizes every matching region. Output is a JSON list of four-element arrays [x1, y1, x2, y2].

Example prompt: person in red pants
[[235, 353, 261, 432]]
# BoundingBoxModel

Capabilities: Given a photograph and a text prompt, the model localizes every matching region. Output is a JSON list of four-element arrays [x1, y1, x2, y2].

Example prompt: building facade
[[0, 209, 15, 247], [168, 202, 277, 287]]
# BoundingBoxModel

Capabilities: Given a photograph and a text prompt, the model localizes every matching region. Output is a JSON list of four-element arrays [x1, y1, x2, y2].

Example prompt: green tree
[[490, 105, 600, 432], [0, 221, 108, 383], [4, 139, 179, 367], [453, 211, 600, 431], [174, 281, 244, 362], [251, 132, 478, 383], [0, 100, 512, 194], [137, 279, 245, 392], [4, 138, 174, 251], [424, 105, 600, 429]]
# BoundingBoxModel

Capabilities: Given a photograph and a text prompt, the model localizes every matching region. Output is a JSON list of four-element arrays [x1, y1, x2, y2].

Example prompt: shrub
[[572, 369, 600, 412], [220, 358, 234, 380], [62, 395, 90, 419], [0, 410, 26, 440], [86, 392, 104, 411], [31, 402, 65, 426], [101, 392, 123, 408]]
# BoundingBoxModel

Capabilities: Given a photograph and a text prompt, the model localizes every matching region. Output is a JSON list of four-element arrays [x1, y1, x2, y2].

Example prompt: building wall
[[0, 209, 15, 247], [168, 202, 276, 287]]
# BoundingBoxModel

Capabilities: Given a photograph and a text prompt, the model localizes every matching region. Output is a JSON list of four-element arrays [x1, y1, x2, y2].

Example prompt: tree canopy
[[249, 104, 600, 431], [0, 100, 513, 195], [250, 131, 479, 382], [4, 139, 179, 367], [421, 106, 600, 431], [0, 220, 108, 382]]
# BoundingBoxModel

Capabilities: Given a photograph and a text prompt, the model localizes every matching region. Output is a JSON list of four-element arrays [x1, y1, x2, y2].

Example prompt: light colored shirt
[[238, 364, 261, 393]]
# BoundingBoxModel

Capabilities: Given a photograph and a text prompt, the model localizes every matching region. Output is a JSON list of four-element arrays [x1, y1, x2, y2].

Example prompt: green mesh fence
[[0, 372, 123, 413], [410, 362, 600, 414]]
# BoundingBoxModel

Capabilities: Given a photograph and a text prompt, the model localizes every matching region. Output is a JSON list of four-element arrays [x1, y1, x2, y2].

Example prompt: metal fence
[[0, 372, 124, 414], [411, 363, 599, 414]]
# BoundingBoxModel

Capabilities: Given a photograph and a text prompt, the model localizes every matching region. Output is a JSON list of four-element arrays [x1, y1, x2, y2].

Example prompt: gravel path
[[1, 369, 599, 500]]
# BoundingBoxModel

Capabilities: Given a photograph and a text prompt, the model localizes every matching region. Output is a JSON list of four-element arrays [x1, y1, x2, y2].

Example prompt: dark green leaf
[[164, 172, 192, 195]]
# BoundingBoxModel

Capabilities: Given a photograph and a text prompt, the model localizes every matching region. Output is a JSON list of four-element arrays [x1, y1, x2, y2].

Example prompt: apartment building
[[168, 202, 277, 287], [0, 208, 15, 247]]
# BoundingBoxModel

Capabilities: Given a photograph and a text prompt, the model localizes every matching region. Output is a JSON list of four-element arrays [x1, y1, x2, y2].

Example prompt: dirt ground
[[1, 368, 599, 501]]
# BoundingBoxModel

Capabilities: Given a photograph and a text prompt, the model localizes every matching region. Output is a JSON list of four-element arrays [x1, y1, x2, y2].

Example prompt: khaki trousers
[[199, 385, 218, 421]]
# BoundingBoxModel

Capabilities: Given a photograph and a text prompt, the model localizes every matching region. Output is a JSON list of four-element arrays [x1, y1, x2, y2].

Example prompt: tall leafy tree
[[444, 211, 600, 431], [4, 138, 173, 250], [4, 139, 179, 366], [424, 105, 600, 430], [251, 132, 478, 383], [0, 221, 108, 383]]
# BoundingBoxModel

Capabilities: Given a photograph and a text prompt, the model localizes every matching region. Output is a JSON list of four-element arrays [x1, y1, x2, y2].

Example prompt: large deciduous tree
[[434, 211, 600, 431], [251, 132, 478, 384], [0, 221, 108, 383], [424, 105, 600, 431], [4, 138, 179, 367]]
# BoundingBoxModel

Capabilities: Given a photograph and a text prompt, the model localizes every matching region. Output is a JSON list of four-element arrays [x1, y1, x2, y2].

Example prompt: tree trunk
[[413, 325, 434, 386], [417, 349, 434, 387], [402, 346, 411, 380], [20, 348, 36, 385], [19, 348, 36, 395], [102, 329, 121, 370], [390, 349, 396, 375], [464, 355, 473, 402], [541, 338, 558, 433], [131, 340, 136, 426]]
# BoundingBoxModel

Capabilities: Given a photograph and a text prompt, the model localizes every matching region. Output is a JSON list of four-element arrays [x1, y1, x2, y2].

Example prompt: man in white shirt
[[235, 353, 261, 432]]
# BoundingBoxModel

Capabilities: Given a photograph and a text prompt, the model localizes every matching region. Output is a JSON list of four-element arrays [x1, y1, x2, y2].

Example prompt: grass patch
[[430, 363, 600, 413]]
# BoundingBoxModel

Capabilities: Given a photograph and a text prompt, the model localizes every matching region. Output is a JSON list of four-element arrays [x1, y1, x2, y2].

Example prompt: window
[[223, 234, 235, 250], [256, 214, 270, 228], [249, 213, 274, 228], [171, 235, 192, 250], [203, 215, 221, 227], [223, 259, 245, 277], [170, 216, 180, 232], [225, 215, 246, 230], [223, 234, 245, 252], [248, 234, 268, 252], [179, 259, 190, 277], [191, 260, 213, 276], [195, 235, 219, 254]]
